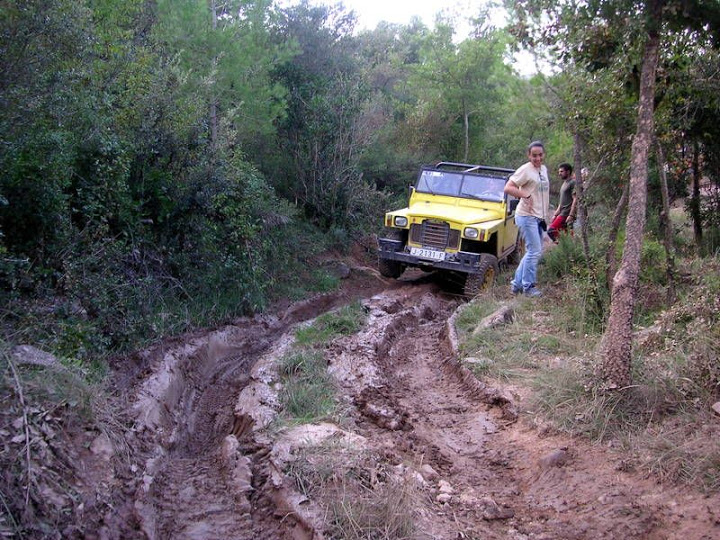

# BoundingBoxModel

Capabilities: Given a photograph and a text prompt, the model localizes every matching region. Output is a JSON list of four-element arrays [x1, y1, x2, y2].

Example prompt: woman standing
[[503, 141, 550, 297]]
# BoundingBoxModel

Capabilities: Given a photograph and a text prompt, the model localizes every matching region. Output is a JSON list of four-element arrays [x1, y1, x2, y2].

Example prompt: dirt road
[[78, 268, 719, 539]]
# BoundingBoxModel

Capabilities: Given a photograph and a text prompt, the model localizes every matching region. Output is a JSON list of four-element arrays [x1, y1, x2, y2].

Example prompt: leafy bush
[[541, 233, 586, 279], [639, 238, 667, 285], [700, 225, 720, 257], [637, 259, 720, 400]]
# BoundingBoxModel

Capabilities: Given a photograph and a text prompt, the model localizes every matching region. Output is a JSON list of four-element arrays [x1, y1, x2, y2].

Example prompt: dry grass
[[459, 252, 720, 493], [327, 478, 417, 540], [0, 348, 105, 538], [285, 439, 418, 539], [631, 414, 720, 492]]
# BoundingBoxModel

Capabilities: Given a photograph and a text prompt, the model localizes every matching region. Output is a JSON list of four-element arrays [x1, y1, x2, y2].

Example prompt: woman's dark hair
[[527, 140, 545, 152]]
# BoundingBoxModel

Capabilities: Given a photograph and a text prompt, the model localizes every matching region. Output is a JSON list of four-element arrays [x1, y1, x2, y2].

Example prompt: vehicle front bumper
[[377, 238, 480, 273]]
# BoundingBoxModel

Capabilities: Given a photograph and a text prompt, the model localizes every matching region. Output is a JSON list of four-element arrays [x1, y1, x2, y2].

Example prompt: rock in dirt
[[539, 448, 570, 469], [322, 260, 351, 279], [420, 463, 439, 482], [478, 496, 515, 520], [11, 345, 59, 367], [90, 433, 114, 461], [712, 402, 720, 417], [438, 479, 454, 494], [473, 306, 515, 333]]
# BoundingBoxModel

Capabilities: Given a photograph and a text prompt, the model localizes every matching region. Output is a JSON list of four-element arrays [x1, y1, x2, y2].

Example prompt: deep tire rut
[[103, 272, 719, 540]]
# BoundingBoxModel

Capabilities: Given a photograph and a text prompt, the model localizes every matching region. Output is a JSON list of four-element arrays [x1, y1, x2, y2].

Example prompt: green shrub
[[541, 233, 585, 279], [640, 238, 667, 285], [700, 226, 720, 257]]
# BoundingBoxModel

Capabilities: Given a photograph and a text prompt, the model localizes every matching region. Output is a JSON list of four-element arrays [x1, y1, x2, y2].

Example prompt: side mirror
[[408, 185, 415, 198]]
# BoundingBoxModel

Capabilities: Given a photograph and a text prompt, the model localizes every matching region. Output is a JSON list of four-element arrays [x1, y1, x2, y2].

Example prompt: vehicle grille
[[410, 221, 459, 250]]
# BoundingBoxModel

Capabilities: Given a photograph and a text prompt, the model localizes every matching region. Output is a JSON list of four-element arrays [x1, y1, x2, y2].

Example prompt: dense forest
[[1, 0, 719, 368], [2, 1, 720, 537]]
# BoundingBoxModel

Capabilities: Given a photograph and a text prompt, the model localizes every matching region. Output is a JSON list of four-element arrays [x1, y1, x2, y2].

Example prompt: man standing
[[547, 163, 577, 242]]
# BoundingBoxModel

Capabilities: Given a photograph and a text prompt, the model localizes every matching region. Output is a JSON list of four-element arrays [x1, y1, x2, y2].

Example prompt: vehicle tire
[[508, 234, 525, 266], [378, 228, 406, 278], [463, 254, 499, 297], [378, 257, 405, 278]]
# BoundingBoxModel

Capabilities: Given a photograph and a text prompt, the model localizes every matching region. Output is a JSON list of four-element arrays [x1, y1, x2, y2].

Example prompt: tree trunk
[[655, 140, 677, 304], [463, 104, 470, 163], [605, 182, 629, 292], [691, 141, 703, 250], [573, 132, 591, 264], [209, 0, 218, 149], [597, 17, 660, 390]]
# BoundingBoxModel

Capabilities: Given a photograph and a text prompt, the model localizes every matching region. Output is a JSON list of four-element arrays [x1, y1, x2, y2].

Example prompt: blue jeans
[[512, 215, 543, 291]]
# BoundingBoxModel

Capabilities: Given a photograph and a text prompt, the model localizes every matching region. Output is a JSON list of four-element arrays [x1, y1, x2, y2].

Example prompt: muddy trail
[[68, 267, 718, 539]]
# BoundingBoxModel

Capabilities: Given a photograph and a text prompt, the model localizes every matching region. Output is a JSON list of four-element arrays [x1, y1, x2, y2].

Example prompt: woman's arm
[[504, 179, 532, 200]]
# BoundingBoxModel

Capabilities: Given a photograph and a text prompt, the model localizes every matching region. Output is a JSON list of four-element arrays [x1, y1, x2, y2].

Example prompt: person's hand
[[566, 215, 575, 226], [525, 197, 534, 212]]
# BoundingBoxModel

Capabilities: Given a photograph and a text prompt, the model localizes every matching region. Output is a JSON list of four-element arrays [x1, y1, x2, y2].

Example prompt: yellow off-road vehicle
[[377, 162, 523, 297]]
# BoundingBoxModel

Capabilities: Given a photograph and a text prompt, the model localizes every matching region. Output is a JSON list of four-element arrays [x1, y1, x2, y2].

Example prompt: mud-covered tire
[[378, 228, 406, 278], [463, 254, 499, 297], [378, 257, 405, 278], [508, 234, 525, 266]]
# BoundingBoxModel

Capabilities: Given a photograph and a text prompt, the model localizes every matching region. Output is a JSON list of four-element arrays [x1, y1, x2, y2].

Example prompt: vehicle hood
[[407, 201, 503, 225]]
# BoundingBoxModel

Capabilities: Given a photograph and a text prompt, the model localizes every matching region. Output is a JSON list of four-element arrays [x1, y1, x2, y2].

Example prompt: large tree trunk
[[596, 17, 660, 390], [656, 140, 677, 304], [605, 182, 629, 291]]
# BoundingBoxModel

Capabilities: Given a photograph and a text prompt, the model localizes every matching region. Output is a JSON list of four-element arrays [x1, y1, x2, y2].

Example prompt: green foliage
[[278, 301, 368, 424], [327, 477, 417, 540], [279, 349, 336, 422], [0, 0, 323, 362], [539, 235, 609, 333], [0, 347, 103, 537], [294, 302, 367, 347], [541, 234, 586, 278], [531, 367, 685, 440], [284, 439, 417, 539], [458, 249, 720, 491], [639, 238, 667, 285], [629, 414, 720, 492], [700, 225, 720, 257], [637, 260, 720, 400]]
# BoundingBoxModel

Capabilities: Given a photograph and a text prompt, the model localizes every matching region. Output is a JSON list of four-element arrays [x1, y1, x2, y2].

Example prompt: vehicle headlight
[[464, 227, 479, 239], [394, 216, 408, 227]]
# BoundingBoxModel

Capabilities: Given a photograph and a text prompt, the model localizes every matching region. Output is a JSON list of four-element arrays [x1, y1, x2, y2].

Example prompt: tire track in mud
[[113, 270, 717, 539], [324, 283, 682, 539], [125, 277, 386, 540], [131, 323, 299, 539], [327, 285, 513, 539]]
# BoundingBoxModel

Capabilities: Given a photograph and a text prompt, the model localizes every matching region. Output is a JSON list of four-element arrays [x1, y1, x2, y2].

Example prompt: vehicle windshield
[[416, 169, 506, 202]]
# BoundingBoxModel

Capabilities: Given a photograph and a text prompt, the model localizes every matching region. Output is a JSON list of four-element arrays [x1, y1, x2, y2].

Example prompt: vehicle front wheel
[[378, 257, 405, 278], [463, 254, 499, 297]]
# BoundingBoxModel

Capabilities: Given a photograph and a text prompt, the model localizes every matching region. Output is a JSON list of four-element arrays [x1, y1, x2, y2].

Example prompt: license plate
[[410, 247, 446, 261]]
